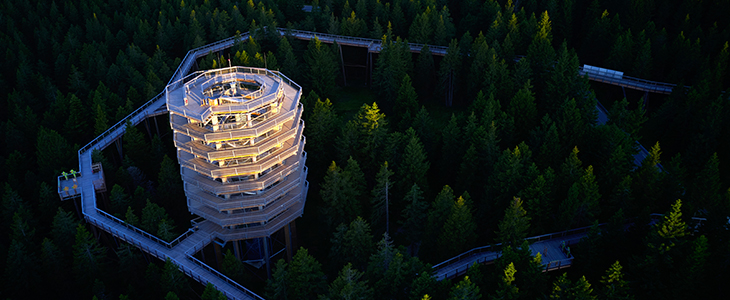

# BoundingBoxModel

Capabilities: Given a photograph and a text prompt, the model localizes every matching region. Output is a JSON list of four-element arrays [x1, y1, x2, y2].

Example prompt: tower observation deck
[[166, 66, 307, 242]]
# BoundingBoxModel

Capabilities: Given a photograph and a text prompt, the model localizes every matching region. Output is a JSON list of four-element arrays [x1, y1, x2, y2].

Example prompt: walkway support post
[[339, 43, 347, 86]]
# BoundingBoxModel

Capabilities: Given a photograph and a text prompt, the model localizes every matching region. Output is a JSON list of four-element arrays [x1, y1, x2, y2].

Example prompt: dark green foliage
[[305, 37, 338, 97], [399, 129, 430, 195], [201, 283, 227, 300], [330, 216, 375, 271], [371, 162, 394, 234], [400, 184, 428, 251], [601, 261, 633, 300], [449, 276, 482, 300], [321, 160, 365, 229], [394, 74, 420, 131], [160, 258, 186, 295], [222, 250, 246, 284], [288, 248, 327, 298], [307, 97, 339, 164], [323, 263, 373, 300], [4, 239, 39, 297], [51, 207, 79, 254], [496, 197, 531, 245], [559, 165, 601, 229], [72, 224, 107, 287], [110, 184, 130, 213], [439, 196, 477, 258]]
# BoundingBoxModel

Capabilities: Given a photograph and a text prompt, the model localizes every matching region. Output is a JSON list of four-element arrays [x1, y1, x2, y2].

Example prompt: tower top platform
[[166, 67, 285, 122]]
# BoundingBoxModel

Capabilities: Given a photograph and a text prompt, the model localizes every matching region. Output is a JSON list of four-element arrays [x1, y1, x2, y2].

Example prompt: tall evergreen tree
[[400, 183, 428, 251], [493, 263, 519, 300], [321, 161, 363, 228], [496, 197, 531, 245], [307, 98, 339, 164], [288, 248, 327, 298], [304, 36, 338, 97], [449, 276, 482, 300], [371, 161, 394, 234], [324, 263, 374, 300], [601, 261, 633, 300], [559, 165, 601, 229], [394, 74, 420, 131], [439, 196, 477, 258], [330, 216, 375, 272], [399, 129, 430, 194], [72, 224, 107, 287], [527, 11, 556, 94]]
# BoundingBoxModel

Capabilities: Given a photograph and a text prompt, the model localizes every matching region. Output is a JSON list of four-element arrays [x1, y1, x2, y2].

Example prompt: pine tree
[[651, 199, 688, 253], [157, 218, 177, 241], [266, 259, 289, 300], [400, 129, 430, 193], [288, 248, 327, 298], [527, 11, 556, 93], [125, 206, 140, 226], [439, 196, 477, 258], [494, 263, 519, 300], [330, 216, 375, 271], [201, 283, 227, 300], [508, 80, 538, 140], [51, 207, 79, 254], [371, 162, 394, 234], [520, 168, 555, 233], [601, 261, 633, 300], [123, 120, 149, 168], [307, 98, 339, 163], [340, 11, 367, 37], [559, 165, 601, 229], [221, 249, 246, 283], [325, 263, 373, 300], [321, 161, 363, 228], [496, 197, 531, 245], [4, 239, 39, 297], [110, 184, 130, 214], [160, 258, 186, 295], [141, 199, 169, 234], [93, 103, 109, 136], [394, 74, 419, 131], [304, 36, 338, 97], [354, 102, 389, 169], [72, 224, 107, 286], [424, 186, 456, 260], [449, 276, 482, 300], [400, 183, 428, 250]]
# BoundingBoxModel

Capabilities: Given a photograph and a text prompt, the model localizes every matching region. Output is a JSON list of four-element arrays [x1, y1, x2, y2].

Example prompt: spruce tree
[[439, 196, 477, 258], [496, 197, 531, 245], [371, 162, 394, 235], [400, 183, 428, 251]]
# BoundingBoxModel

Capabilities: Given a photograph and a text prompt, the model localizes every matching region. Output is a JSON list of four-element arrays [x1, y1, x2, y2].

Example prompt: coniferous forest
[[1, 0, 730, 299]]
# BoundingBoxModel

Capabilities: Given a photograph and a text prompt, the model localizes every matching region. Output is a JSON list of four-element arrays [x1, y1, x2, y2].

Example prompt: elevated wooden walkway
[[432, 225, 597, 280]]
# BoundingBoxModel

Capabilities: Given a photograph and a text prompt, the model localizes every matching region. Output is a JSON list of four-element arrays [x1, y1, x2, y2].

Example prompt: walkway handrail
[[79, 91, 166, 155], [95, 206, 195, 248], [184, 235, 267, 300], [276, 27, 449, 54], [432, 223, 604, 272]]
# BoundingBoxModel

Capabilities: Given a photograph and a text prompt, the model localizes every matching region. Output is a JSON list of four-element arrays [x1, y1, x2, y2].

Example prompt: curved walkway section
[[432, 225, 598, 280]]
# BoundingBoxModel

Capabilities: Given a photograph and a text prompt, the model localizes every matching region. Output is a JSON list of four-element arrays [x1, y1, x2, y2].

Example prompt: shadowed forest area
[[1, 0, 730, 299]]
